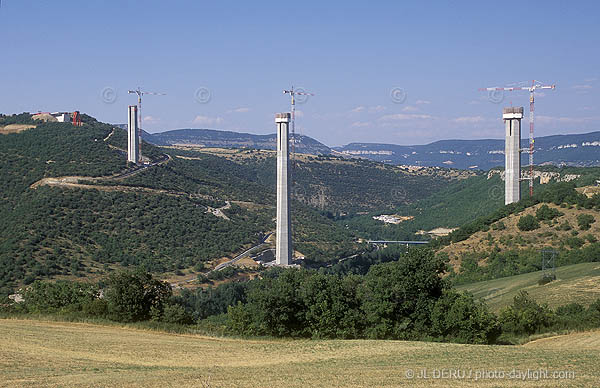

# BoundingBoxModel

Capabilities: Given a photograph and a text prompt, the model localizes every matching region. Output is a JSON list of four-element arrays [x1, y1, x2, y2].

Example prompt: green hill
[[457, 262, 600, 312]]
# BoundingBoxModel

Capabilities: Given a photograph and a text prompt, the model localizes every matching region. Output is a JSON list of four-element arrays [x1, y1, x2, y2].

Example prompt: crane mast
[[479, 80, 555, 197], [128, 88, 165, 162], [283, 86, 314, 173]]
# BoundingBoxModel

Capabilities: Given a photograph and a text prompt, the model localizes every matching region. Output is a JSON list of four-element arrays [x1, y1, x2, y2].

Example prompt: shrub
[[565, 237, 585, 249], [158, 303, 194, 324], [536, 205, 562, 221], [557, 221, 572, 231], [492, 221, 506, 231], [577, 214, 595, 231], [538, 274, 556, 285], [555, 303, 585, 317], [81, 298, 108, 317], [517, 215, 540, 231], [499, 291, 553, 335], [430, 291, 500, 344]]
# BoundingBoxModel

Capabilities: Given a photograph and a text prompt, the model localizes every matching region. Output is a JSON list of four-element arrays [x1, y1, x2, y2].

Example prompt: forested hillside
[[0, 113, 463, 293]]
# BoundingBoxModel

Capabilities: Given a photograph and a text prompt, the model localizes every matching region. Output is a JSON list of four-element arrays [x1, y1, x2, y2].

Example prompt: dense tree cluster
[[7, 269, 191, 324], [6, 251, 600, 345], [227, 249, 499, 343]]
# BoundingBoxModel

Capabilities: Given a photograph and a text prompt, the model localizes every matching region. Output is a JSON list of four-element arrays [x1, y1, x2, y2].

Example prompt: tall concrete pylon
[[503, 106, 524, 205], [127, 105, 140, 164], [275, 112, 292, 266]]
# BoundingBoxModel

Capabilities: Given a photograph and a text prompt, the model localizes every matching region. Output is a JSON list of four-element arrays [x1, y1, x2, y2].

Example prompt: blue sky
[[1, 0, 598, 146]]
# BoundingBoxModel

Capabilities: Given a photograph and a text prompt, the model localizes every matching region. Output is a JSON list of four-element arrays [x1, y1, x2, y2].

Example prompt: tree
[[299, 273, 363, 339], [430, 290, 500, 344], [517, 215, 539, 231], [499, 291, 553, 335], [21, 280, 99, 313], [358, 248, 448, 339], [228, 268, 310, 337], [535, 204, 562, 221], [105, 269, 172, 322], [577, 214, 595, 231]]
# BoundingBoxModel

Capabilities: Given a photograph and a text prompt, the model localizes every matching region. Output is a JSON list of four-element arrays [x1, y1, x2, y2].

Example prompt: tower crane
[[128, 87, 165, 162], [283, 86, 314, 167], [479, 80, 555, 197]]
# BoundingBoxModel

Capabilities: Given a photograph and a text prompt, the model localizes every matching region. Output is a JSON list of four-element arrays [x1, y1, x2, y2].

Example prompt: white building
[[51, 112, 72, 122]]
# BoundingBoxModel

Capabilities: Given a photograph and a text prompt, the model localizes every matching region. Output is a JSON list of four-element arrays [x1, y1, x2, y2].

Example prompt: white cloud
[[453, 115, 486, 124], [143, 116, 159, 124], [368, 105, 386, 113], [415, 100, 431, 105], [573, 84, 593, 91], [192, 115, 224, 126], [227, 107, 251, 113], [402, 106, 418, 112], [351, 121, 371, 128], [584, 77, 598, 82], [379, 113, 434, 121], [536, 115, 600, 124], [350, 105, 386, 113]]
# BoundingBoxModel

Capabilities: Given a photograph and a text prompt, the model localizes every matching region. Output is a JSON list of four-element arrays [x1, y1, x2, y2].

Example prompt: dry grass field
[[0, 124, 36, 134], [1, 318, 599, 387]]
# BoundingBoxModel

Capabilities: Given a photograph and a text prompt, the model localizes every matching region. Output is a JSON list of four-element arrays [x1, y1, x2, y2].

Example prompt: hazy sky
[[1, 1, 599, 146]]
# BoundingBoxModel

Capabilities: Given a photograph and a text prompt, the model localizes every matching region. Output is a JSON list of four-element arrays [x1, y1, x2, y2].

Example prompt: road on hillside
[[169, 232, 273, 288], [112, 154, 171, 179], [212, 232, 273, 271]]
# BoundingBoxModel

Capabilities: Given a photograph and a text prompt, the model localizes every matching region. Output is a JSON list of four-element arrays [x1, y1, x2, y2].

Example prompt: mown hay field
[[1, 318, 599, 387]]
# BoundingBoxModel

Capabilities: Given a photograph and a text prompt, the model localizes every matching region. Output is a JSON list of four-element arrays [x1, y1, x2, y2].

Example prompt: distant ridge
[[137, 127, 600, 170], [334, 131, 600, 170], [142, 128, 331, 155]]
